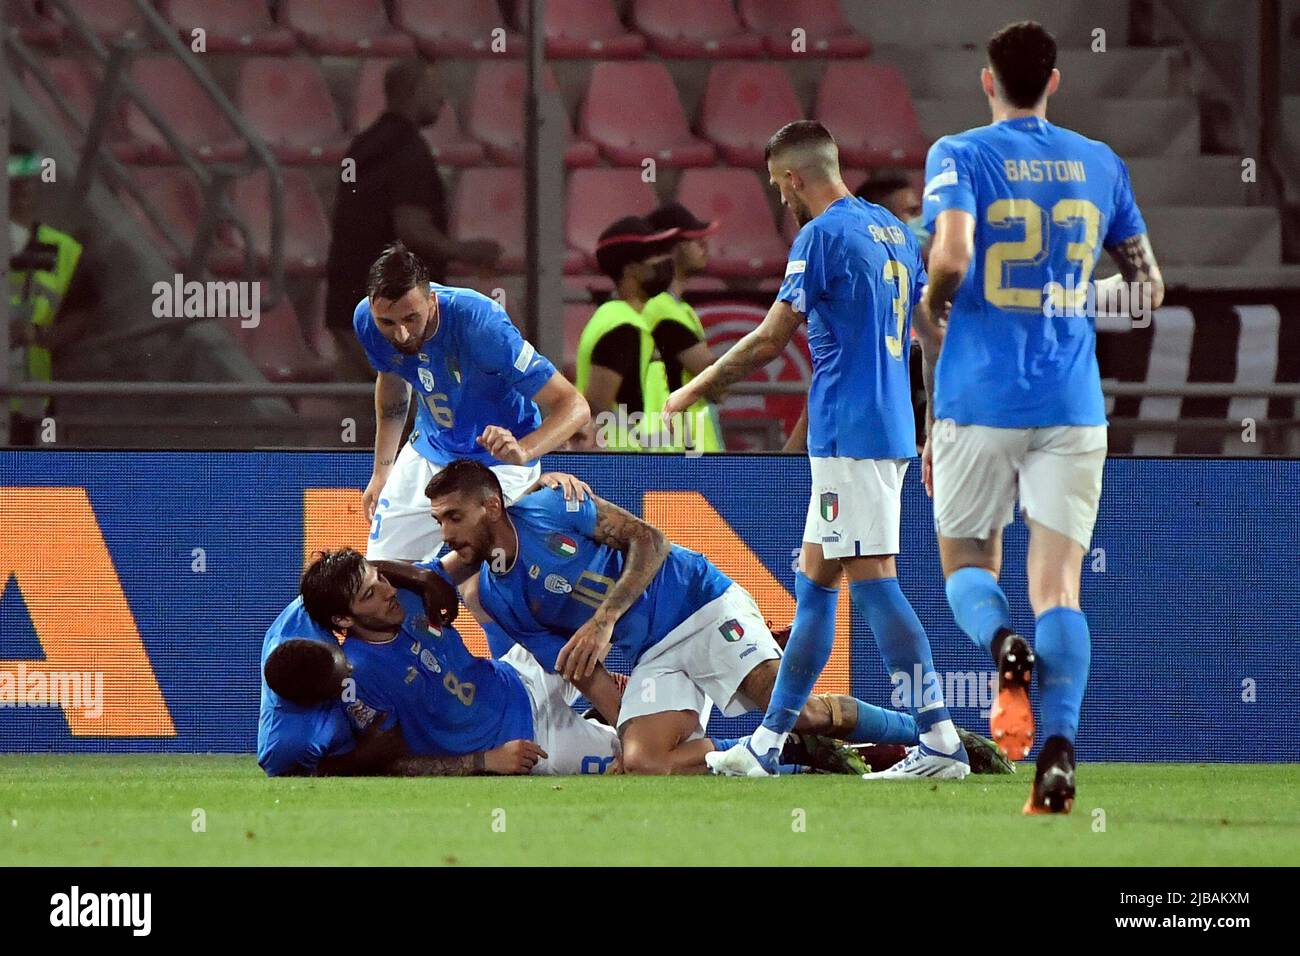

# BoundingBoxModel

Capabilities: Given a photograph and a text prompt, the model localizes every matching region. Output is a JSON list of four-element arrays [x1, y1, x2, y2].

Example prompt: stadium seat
[[282, 0, 415, 57], [234, 294, 333, 383], [121, 167, 244, 269], [451, 169, 525, 273], [516, 0, 647, 58], [699, 63, 803, 166], [74, 0, 148, 43], [675, 169, 785, 277], [580, 62, 716, 167], [816, 63, 928, 168], [467, 61, 598, 167], [393, 0, 522, 57], [8, 0, 63, 49], [737, 0, 871, 58], [565, 169, 659, 272], [162, 0, 297, 54], [22, 57, 123, 145], [239, 57, 349, 165], [631, 0, 764, 58], [120, 56, 245, 164], [219, 168, 330, 277]]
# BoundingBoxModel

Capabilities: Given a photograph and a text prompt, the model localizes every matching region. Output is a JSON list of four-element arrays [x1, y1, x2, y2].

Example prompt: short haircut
[[264, 638, 348, 708], [367, 241, 428, 303], [384, 57, 426, 108], [987, 21, 1057, 109], [763, 120, 838, 167], [855, 173, 911, 205], [424, 458, 504, 505], [300, 548, 367, 634]]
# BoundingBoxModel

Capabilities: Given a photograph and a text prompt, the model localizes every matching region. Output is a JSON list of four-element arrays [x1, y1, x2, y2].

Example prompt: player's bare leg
[[939, 530, 1036, 760], [620, 710, 715, 775], [1021, 517, 1090, 814]]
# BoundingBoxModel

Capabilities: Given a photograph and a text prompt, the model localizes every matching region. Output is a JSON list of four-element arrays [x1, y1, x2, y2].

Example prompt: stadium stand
[[392, 0, 522, 58], [467, 60, 599, 166], [163, 0, 297, 54], [631, 0, 764, 59], [281, 0, 415, 57], [237, 57, 349, 165], [581, 61, 717, 166], [450, 167, 526, 273], [699, 62, 804, 165]]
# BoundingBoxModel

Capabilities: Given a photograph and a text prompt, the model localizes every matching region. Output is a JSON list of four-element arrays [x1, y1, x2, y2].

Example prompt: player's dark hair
[[855, 173, 911, 205], [424, 458, 503, 505], [987, 20, 1057, 109], [383, 57, 426, 108], [763, 120, 836, 163], [264, 639, 349, 708], [367, 241, 428, 303], [300, 548, 368, 635]]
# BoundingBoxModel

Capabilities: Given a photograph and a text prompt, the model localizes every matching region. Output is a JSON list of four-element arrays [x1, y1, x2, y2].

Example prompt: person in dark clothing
[[325, 59, 500, 378]]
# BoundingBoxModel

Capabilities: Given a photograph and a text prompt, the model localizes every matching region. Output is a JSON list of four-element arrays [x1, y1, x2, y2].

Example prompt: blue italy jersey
[[777, 196, 927, 461], [475, 488, 732, 670], [257, 598, 355, 777], [341, 582, 534, 756], [923, 116, 1147, 427], [353, 283, 557, 466]]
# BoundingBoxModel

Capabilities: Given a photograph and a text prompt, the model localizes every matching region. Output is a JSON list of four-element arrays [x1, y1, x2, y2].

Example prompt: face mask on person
[[640, 257, 675, 298]]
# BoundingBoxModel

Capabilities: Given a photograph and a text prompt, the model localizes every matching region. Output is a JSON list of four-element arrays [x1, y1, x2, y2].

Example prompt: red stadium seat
[[816, 63, 928, 168], [737, 0, 871, 58], [467, 61, 598, 167], [23, 58, 125, 145], [676, 169, 785, 277], [580, 62, 716, 167], [75, 0, 147, 42], [422, 103, 487, 168], [282, 0, 414, 57], [451, 169, 525, 273], [516, 0, 647, 58], [120, 56, 245, 164], [224, 168, 330, 277], [8, 0, 63, 49], [239, 57, 348, 165], [162, 0, 297, 54], [234, 294, 332, 383], [565, 169, 659, 273], [699, 63, 803, 166], [631, 0, 764, 58], [121, 167, 244, 270], [393, 0, 522, 58]]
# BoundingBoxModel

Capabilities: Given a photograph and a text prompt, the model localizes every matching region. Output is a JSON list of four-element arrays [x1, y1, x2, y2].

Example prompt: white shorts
[[802, 456, 909, 558], [366, 442, 540, 561], [501, 643, 620, 776], [615, 584, 782, 738], [931, 422, 1107, 550]]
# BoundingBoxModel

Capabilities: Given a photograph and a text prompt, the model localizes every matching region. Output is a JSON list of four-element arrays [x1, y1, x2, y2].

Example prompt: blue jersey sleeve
[[1104, 153, 1147, 247], [463, 295, 557, 398], [777, 224, 829, 318], [260, 705, 356, 776], [923, 137, 977, 228]]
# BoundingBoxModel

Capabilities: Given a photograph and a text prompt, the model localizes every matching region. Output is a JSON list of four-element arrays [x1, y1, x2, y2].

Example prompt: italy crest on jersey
[[417, 367, 435, 392], [820, 492, 839, 522], [719, 619, 745, 643], [546, 533, 578, 558]]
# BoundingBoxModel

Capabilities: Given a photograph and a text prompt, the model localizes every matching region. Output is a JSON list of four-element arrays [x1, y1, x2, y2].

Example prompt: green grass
[[1, 757, 1297, 866]]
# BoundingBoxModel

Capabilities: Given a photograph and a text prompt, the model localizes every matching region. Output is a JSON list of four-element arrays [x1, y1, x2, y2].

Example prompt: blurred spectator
[[8, 146, 84, 445], [855, 170, 930, 259], [325, 58, 500, 379], [643, 202, 724, 451], [574, 216, 678, 451]]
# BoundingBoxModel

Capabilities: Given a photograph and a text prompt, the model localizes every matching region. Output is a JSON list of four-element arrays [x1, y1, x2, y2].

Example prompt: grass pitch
[[1, 757, 1296, 866]]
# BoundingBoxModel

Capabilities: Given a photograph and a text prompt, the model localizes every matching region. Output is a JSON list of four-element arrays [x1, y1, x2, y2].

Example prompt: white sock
[[919, 719, 961, 755], [750, 725, 786, 755]]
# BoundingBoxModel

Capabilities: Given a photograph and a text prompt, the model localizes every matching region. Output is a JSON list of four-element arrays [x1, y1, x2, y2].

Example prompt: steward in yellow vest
[[575, 216, 678, 452], [8, 152, 83, 422]]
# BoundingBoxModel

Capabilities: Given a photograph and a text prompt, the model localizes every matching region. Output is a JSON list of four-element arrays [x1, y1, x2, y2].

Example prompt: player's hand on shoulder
[[477, 425, 529, 465], [484, 739, 547, 775], [538, 471, 592, 502]]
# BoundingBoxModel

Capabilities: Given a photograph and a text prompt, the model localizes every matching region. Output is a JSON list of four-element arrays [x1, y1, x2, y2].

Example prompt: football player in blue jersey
[[917, 21, 1164, 813], [356, 242, 589, 565], [664, 120, 967, 780], [429, 459, 1008, 776]]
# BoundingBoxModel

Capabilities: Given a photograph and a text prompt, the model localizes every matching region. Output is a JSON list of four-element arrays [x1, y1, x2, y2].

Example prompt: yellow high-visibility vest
[[643, 291, 724, 452], [9, 223, 82, 416], [575, 299, 670, 452]]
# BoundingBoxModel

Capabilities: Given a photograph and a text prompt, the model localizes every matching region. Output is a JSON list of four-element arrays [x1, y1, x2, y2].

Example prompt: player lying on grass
[[430, 458, 1011, 776], [261, 549, 873, 777]]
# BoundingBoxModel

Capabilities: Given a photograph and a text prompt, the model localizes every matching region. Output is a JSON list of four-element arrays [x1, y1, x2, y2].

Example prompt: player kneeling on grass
[[431, 459, 1009, 776]]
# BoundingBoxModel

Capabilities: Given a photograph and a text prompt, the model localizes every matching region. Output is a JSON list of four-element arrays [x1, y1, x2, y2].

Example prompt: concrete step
[[1141, 206, 1282, 268], [842, 0, 1131, 49], [1125, 156, 1257, 206]]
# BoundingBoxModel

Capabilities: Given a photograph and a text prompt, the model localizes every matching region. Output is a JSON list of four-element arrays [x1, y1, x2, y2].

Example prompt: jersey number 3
[[882, 260, 909, 360]]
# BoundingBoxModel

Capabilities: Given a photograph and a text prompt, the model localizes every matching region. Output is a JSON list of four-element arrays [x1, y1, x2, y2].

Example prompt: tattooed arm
[[662, 300, 802, 419], [554, 495, 671, 680], [1096, 233, 1165, 317], [363, 372, 412, 522]]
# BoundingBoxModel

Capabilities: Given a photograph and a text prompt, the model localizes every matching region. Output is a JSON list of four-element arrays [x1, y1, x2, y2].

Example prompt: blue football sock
[[760, 572, 838, 736], [709, 736, 742, 752], [845, 698, 918, 745], [851, 577, 952, 733], [944, 566, 1012, 658], [1035, 607, 1091, 743]]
